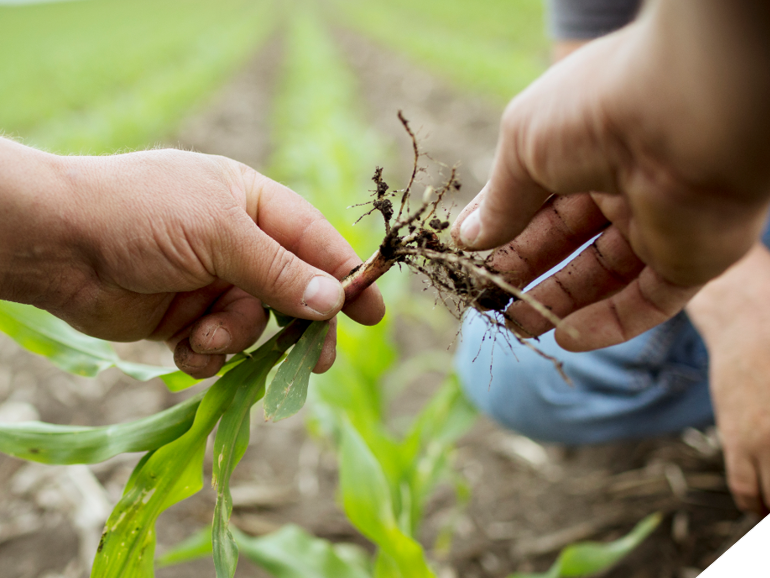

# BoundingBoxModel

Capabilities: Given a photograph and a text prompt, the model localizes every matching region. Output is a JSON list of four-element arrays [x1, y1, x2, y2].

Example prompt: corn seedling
[[0, 119, 658, 577]]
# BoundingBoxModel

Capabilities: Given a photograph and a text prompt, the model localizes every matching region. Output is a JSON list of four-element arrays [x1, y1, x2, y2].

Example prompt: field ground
[[0, 1, 759, 577]]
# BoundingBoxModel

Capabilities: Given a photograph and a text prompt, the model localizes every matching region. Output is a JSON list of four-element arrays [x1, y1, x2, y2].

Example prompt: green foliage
[[265, 320, 330, 422], [0, 0, 275, 154], [269, 11, 476, 577], [333, 0, 549, 103], [207, 320, 321, 577], [211, 366, 270, 577], [0, 391, 202, 465], [0, 300, 176, 381], [339, 421, 434, 578], [91, 358, 255, 577], [234, 524, 372, 578], [0, 299, 259, 393], [400, 374, 477, 533], [0, 4, 652, 578], [156, 526, 213, 568], [509, 513, 662, 578], [270, 10, 392, 253], [158, 524, 372, 578], [86, 318, 321, 577]]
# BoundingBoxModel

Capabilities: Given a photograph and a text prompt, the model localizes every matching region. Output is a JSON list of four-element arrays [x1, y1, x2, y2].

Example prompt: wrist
[[0, 139, 90, 311], [686, 243, 770, 350]]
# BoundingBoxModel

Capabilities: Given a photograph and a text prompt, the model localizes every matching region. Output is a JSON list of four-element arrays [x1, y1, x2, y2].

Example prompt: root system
[[341, 113, 569, 381]]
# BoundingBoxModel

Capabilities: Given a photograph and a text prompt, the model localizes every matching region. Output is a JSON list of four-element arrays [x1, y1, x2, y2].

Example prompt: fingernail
[[460, 208, 481, 247], [303, 276, 344, 315], [175, 345, 209, 370], [205, 326, 231, 352]]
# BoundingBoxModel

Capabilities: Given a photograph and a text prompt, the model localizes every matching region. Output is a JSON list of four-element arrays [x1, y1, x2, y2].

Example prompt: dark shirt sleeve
[[547, 0, 643, 40]]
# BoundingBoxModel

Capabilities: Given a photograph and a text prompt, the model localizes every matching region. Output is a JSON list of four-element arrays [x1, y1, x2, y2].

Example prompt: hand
[[0, 139, 385, 378], [688, 243, 770, 515], [452, 0, 770, 351]]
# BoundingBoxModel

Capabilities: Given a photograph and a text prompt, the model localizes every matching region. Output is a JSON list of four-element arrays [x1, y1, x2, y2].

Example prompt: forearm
[[0, 139, 85, 309]]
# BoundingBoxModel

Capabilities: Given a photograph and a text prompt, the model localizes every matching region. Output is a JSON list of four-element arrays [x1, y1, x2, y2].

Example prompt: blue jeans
[[456, 309, 713, 444]]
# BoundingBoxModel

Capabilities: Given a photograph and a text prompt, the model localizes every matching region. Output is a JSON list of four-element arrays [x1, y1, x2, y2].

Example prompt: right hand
[[452, 0, 770, 351], [687, 243, 770, 515], [0, 141, 385, 378]]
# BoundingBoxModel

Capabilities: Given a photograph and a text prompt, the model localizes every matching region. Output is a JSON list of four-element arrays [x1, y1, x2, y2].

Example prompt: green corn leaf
[[373, 551, 401, 578], [509, 513, 662, 578], [0, 391, 203, 464], [91, 357, 258, 578], [268, 307, 296, 328], [0, 300, 176, 381], [406, 374, 477, 448], [401, 374, 477, 533], [233, 524, 372, 578], [158, 370, 201, 392], [339, 421, 434, 578], [158, 524, 372, 578], [156, 526, 212, 568], [210, 319, 314, 577], [120, 321, 308, 578], [212, 416, 251, 578], [264, 320, 329, 422], [124, 451, 156, 497], [211, 355, 276, 577]]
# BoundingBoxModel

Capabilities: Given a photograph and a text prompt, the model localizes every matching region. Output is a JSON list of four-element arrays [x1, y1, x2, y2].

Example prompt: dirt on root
[[0, 29, 757, 578]]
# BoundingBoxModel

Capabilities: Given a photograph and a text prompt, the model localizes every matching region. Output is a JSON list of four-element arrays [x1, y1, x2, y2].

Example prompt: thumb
[[454, 33, 627, 251], [212, 211, 344, 320]]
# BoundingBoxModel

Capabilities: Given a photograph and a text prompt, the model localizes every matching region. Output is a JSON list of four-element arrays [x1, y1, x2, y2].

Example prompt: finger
[[453, 38, 624, 251], [211, 209, 347, 321], [228, 165, 385, 326], [150, 280, 231, 342], [554, 266, 701, 351], [724, 448, 763, 514], [173, 337, 226, 379], [450, 187, 485, 245], [313, 317, 337, 374], [453, 127, 552, 250], [488, 193, 610, 289], [506, 226, 644, 337], [188, 288, 269, 355]]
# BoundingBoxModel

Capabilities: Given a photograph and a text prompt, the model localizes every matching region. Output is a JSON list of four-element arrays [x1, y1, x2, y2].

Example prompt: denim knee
[[455, 310, 714, 444]]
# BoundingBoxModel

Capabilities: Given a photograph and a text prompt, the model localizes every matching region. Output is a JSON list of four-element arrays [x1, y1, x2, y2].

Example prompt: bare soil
[[0, 30, 757, 578]]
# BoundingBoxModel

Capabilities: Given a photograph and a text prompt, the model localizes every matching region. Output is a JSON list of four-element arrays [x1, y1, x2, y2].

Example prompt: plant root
[[342, 112, 573, 383]]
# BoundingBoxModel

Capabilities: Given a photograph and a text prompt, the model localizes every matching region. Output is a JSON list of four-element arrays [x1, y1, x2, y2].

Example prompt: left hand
[[688, 242, 770, 515]]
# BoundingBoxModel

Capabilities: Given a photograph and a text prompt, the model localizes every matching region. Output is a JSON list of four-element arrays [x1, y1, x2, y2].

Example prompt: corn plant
[[0, 302, 332, 576], [0, 5, 660, 577]]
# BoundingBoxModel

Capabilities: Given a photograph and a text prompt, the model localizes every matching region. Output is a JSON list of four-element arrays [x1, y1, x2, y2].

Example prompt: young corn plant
[[0, 141, 485, 578], [0, 11, 659, 577], [0, 130, 659, 577]]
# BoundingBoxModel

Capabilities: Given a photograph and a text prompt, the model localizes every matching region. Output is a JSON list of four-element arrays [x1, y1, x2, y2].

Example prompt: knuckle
[[262, 245, 303, 297], [727, 474, 757, 499], [500, 101, 521, 135]]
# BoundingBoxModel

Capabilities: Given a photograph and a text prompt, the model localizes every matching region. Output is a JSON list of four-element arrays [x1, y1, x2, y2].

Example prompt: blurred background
[[0, 1, 752, 577]]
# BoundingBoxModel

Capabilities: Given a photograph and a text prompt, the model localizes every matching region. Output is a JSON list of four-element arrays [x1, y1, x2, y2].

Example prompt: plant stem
[[268, 250, 395, 353], [341, 249, 396, 303]]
